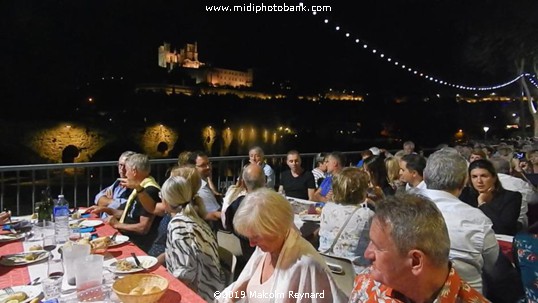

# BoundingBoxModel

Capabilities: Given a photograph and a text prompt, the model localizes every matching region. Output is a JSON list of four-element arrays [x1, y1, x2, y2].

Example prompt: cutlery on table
[[110, 232, 119, 242], [130, 253, 144, 269]]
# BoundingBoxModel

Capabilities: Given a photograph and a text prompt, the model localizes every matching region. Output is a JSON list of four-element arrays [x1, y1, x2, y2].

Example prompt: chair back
[[218, 246, 237, 286], [320, 253, 356, 296], [217, 230, 243, 257]]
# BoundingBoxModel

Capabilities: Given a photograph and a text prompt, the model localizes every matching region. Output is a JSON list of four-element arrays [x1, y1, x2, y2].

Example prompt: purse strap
[[323, 204, 362, 254]]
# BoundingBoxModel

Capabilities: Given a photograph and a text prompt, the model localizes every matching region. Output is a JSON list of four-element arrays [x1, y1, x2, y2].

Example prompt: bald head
[[242, 163, 265, 192]]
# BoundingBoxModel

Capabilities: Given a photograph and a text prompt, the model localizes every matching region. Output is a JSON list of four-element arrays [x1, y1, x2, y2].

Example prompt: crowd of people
[[2, 140, 537, 302]]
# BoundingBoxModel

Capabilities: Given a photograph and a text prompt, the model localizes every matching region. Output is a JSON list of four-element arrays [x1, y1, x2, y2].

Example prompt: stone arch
[[157, 141, 169, 154], [62, 145, 80, 163]]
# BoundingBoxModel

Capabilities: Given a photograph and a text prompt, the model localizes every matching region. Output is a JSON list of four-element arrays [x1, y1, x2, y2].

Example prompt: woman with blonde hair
[[161, 167, 224, 301], [217, 188, 347, 302], [385, 156, 405, 193], [319, 167, 375, 273]]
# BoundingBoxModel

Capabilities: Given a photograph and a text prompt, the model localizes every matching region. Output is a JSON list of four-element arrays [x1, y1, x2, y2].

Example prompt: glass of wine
[[43, 235, 57, 255], [43, 258, 64, 299]]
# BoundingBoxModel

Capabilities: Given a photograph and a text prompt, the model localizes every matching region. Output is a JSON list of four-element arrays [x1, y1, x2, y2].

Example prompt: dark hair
[[468, 159, 503, 194], [187, 150, 208, 165], [401, 154, 427, 177], [364, 155, 390, 189]]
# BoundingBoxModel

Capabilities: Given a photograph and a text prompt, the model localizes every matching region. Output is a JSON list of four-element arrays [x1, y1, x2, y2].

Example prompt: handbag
[[322, 204, 362, 254]]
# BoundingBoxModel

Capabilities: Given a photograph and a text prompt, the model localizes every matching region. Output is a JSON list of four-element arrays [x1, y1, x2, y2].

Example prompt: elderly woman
[[217, 188, 346, 302], [161, 167, 225, 301], [459, 159, 522, 235], [318, 167, 375, 273]]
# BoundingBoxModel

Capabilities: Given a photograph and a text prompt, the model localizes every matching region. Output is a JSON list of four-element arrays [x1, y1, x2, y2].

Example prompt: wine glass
[[43, 235, 57, 256], [47, 258, 64, 278], [43, 258, 64, 299]]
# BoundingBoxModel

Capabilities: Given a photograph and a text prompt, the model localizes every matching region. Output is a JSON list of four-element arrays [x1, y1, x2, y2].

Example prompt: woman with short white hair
[[217, 188, 347, 302]]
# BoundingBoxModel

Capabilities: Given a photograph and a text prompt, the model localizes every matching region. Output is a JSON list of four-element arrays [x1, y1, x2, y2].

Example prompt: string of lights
[[311, 9, 537, 92]]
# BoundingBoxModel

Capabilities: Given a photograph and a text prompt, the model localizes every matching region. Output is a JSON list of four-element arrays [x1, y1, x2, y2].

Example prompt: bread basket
[[112, 273, 168, 303]]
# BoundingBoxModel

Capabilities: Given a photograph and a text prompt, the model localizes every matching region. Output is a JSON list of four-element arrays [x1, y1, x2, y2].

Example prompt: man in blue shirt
[[94, 151, 135, 218], [313, 151, 345, 202]]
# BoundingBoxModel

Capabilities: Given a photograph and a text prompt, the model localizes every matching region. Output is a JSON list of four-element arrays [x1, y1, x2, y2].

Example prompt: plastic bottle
[[53, 194, 70, 244]]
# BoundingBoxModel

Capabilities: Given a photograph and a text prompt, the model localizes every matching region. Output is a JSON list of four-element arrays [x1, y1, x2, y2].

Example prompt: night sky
[[2, 0, 537, 108]]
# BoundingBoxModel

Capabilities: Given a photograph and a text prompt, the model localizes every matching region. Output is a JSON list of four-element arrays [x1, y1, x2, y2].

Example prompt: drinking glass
[[47, 258, 64, 278], [43, 235, 57, 253], [43, 259, 64, 299]]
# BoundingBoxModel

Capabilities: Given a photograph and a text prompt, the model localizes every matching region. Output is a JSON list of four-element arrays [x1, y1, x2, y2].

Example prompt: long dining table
[[0, 217, 206, 303]]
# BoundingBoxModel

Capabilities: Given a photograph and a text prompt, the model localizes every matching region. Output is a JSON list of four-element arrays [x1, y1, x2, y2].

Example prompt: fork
[[3, 287, 14, 295]]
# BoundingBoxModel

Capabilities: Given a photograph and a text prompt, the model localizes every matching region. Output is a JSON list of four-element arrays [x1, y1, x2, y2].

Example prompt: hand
[[108, 216, 119, 228], [477, 187, 494, 206], [88, 205, 104, 214], [105, 187, 113, 198], [118, 178, 140, 190]]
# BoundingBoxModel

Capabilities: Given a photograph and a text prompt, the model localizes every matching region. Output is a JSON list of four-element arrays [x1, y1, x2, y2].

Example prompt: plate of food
[[0, 250, 49, 266], [0, 284, 43, 303], [108, 235, 129, 248], [299, 214, 321, 222], [107, 255, 158, 274], [0, 233, 25, 243]]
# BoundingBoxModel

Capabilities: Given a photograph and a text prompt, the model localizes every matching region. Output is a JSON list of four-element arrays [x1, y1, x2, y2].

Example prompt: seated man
[[278, 150, 316, 200], [399, 153, 427, 192], [248, 146, 275, 188], [350, 194, 487, 302], [94, 151, 135, 218], [313, 151, 345, 202], [90, 153, 161, 253]]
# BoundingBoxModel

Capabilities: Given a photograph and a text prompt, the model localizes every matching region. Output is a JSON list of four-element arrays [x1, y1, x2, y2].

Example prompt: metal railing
[[0, 152, 364, 216]]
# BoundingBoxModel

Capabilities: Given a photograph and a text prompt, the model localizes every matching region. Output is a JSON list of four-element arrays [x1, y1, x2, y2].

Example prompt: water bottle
[[53, 194, 70, 244]]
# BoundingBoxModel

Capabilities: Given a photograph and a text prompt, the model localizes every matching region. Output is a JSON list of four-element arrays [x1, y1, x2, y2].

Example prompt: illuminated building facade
[[158, 42, 253, 88]]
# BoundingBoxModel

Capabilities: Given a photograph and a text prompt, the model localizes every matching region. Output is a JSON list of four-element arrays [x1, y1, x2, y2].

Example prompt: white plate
[[79, 220, 103, 228], [495, 234, 514, 243], [107, 255, 158, 274], [0, 233, 25, 242], [300, 214, 321, 222], [108, 235, 130, 247], [0, 250, 50, 266], [0, 285, 42, 303]]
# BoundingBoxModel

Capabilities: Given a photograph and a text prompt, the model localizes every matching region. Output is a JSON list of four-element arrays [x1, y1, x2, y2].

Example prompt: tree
[[461, 0, 538, 137]]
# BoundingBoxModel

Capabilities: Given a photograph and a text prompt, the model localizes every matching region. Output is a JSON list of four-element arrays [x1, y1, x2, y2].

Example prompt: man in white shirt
[[248, 146, 275, 189], [490, 156, 537, 230], [399, 153, 427, 192], [188, 151, 222, 227], [419, 148, 499, 294]]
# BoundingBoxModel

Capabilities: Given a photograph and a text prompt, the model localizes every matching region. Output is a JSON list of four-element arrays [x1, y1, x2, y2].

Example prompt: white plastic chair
[[320, 253, 356, 296], [218, 246, 237, 285]]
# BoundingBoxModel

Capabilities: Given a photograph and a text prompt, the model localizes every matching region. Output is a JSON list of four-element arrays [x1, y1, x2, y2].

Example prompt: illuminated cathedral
[[158, 42, 253, 88]]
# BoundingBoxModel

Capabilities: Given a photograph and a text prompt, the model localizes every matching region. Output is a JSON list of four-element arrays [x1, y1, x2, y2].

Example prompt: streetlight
[[483, 126, 490, 142]]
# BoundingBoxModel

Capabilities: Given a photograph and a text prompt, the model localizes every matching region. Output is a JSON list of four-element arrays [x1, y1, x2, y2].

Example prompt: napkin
[[77, 227, 95, 233]]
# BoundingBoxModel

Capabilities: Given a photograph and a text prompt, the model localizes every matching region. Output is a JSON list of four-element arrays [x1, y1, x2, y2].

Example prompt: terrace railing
[[0, 152, 364, 216]]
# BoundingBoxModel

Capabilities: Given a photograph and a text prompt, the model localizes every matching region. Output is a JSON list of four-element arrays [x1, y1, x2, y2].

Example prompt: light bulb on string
[[310, 7, 533, 91]]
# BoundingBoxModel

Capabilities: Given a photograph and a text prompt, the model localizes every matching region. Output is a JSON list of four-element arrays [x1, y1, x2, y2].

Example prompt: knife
[[131, 253, 142, 268]]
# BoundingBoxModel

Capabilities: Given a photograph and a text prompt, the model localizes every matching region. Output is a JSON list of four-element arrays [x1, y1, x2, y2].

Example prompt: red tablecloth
[[0, 220, 206, 303]]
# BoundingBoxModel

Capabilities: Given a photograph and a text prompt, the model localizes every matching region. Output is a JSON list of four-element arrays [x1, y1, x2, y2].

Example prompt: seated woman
[[161, 167, 225, 301], [217, 188, 347, 302], [363, 155, 395, 201], [459, 159, 522, 235], [318, 167, 375, 274]]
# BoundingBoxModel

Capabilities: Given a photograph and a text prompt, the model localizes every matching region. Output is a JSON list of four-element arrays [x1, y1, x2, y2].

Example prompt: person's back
[[318, 167, 374, 273], [420, 148, 499, 293]]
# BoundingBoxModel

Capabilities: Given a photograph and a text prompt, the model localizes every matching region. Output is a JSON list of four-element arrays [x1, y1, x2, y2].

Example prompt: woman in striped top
[[161, 167, 225, 301]]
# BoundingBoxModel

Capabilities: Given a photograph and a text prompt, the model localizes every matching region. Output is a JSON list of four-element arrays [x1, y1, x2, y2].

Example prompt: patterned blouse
[[349, 266, 489, 303], [318, 201, 374, 273], [165, 212, 225, 301]]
